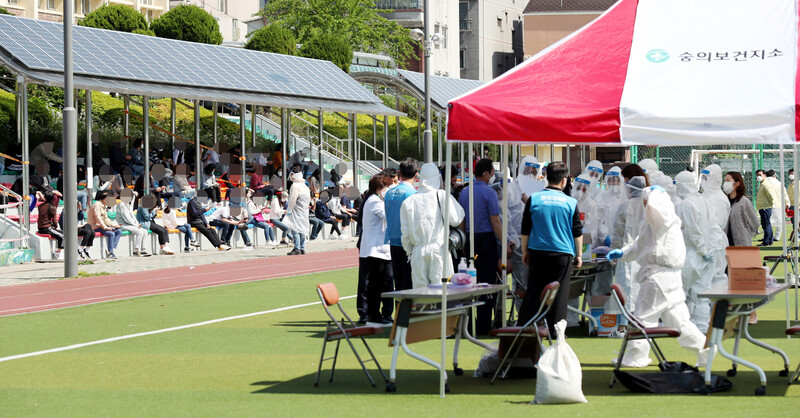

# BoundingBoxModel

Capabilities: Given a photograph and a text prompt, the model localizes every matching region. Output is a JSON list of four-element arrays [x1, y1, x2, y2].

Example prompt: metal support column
[[170, 98, 176, 147], [123, 96, 130, 146], [251, 104, 257, 147], [194, 99, 201, 195], [143, 96, 150, 194], [353, 113, 359, 192], [212, 102, 218, 145], [19, 79, 30, 237], [281, 108, 288, 190], [395, 96, 400, 152], [240, 103, 247, 188], [85, 90, 93, 199], [383, 114, 389, 169], [500, 144, 509, 328], [318, 111, 324, 190], [63, 0, 78, 277]]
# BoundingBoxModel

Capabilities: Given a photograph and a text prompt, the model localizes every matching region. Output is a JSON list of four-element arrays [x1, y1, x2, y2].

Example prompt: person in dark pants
[[360, 174, 395, 323], [385, 158, 419, 291], [518, 161, 584, 334], [458, 158, 503, 335], [186, 197, 230, 251]]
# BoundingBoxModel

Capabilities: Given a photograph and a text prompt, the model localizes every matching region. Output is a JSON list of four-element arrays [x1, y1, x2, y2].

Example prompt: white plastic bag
[[533, 320, 588, 404]]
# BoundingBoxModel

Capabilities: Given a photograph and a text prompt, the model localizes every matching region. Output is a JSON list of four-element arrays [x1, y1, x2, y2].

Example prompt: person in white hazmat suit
[[674, 171, 715, 332], [507, 156, 544, 308], [594, 166, 626, 295], [655, 173, 681, 207], [638, 159, 662, 182], [607, 186, 709, 368], [700, 164, 730, 289], [400, 163, 465, 288], [584, 160, 604, 199], [610, 175, 647, 336], [567, 174, 598, 326]]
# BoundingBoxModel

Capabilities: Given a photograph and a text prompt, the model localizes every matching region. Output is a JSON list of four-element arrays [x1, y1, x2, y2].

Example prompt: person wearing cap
[[518, 161, 584, 335], [384, 158, 419, 290], [607, 186, 708, 368]]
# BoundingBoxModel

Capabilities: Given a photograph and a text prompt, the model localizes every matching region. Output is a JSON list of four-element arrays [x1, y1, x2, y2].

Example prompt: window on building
[[45, 0, 55, 10], [82, 0, 90, 14], [232, 19, 239, 40], [442, 25, 447, 49], [460, 49, 466, 70], [218, 0, 226, 13], [8, 0, 18, 5], [433, 23, 440, 49]]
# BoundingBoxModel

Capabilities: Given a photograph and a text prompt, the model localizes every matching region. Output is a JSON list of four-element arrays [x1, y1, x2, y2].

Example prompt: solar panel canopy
[[396, 69, 483, 110], [0, 14, 402, 115]]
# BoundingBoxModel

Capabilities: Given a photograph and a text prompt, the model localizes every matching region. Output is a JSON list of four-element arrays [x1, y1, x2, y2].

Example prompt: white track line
[[0, 295, 355, 363]]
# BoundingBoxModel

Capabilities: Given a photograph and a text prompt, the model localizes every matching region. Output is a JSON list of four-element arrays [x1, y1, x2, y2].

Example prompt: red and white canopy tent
[[435, 1, 800, 387]]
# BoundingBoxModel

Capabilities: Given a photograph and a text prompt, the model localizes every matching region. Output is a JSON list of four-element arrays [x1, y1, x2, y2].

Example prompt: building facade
[[2, 0, 168, 23], [169, 0, 264, 46], [522, 0, 616, 58], [458, 0, 524, 81]]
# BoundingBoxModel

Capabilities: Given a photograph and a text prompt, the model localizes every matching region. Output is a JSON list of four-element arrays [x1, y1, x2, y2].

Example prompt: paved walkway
[[0, 237, 358, 286]]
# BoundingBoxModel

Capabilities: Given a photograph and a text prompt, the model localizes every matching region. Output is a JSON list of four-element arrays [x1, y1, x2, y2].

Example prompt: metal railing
[[0, 183, 29, 249], [460, 19, 472, 31]]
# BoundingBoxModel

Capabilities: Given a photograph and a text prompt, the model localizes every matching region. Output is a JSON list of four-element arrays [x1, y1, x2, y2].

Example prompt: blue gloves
[[604, 235, 611, 247], [649, 185, 666, 193], [702, 253, 715, 262], [607, 249, 624, 261]]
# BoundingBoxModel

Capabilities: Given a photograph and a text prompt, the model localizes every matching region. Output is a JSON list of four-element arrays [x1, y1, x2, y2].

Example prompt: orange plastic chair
[[314, 283, 388, 388], [488, 281, 560, 384], [609, 284, 682, 388]]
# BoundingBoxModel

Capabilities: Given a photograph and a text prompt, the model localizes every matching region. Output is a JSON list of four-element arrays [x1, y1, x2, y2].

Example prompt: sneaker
[[107, 252, 118, 260], [328, 235, 338, 240], [161, 246, 175, 255], [190, 240, 201, 248], [338, 234, 349, 241], [280, 239, 288, 245], [608, 329, 626, 339], [140, 250, 151, 257], [78, 250, 86, 260], [301, 249, 306, 255], [53, 250, 64, 260], [788, 273, 797, 287], [367, 316, 392, 325], [133, 250, 141, 257], [183, 247, 191, 252], [82, 249, 91, 259], [287, 248, 301, 255], [242, 245, 254, 252], [218, 244, 231, 251]]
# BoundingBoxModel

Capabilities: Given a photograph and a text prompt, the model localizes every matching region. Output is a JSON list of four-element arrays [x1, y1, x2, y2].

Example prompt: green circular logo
[[646, 49, 670, 63]]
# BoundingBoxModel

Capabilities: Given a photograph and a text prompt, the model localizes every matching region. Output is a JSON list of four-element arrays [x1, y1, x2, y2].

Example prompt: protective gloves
[[607, 249, 624, 261], [604, 235, 611, 247]]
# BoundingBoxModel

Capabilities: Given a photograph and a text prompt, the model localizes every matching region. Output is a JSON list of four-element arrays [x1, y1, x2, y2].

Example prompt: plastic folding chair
[[609, 284, 681, 388], [488, 281, 560, 384], [314, 282, 388, 388], [787, 325, 800, 384]]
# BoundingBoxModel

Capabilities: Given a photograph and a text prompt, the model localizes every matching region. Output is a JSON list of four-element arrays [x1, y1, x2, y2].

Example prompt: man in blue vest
[[518, 161, 583, 332], [384, 158, 419, 290]]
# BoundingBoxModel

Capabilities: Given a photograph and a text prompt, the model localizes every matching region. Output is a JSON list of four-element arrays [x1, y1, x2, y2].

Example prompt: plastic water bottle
[[458, 258, 467, 274], [466, 260, 477, 284]]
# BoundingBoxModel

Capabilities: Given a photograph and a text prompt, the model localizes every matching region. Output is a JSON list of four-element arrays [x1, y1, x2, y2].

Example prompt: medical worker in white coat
[[595, 166, 626, 295], [700, 164, 730, 289], [283, 172, 310, 255], [567, 174, 598, 325], [612, 175, 647, 319], [400, 163, 465, 288], [675, 171, 715, 332], [507, 156, 543, 303], [607, 186, 709, 368], [584, 160, 604, 199], [638, 159, 662, 183]]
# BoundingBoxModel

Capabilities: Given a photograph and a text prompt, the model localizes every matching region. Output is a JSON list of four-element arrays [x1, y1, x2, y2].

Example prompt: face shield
[[606, 172, 621, 193], [573, 175, 591, 201], [626, 176, 646, 199], [585, 160, 604, 185], [523, 161, 541, 179]]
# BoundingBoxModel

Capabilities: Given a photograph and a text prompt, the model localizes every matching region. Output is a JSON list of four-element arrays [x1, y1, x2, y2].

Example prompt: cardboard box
[[725, 246, 766, 291], [589, 295, 621, 336]]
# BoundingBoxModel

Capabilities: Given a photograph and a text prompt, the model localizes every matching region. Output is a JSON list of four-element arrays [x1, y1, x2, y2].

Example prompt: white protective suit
[[507, 156, 542, 301], [596, 167, 626, 246], [584, 160, 604, 199], [700, 164, 730, 289], [573, 174, 599, 244], [617, 186, 709, 368], [674, 171, 715, 332], [283, 172, 310, 236], [611, 176, 647, 313], [655, 174, 681, 208], [638, 159, 662, 182], [400, 163, 465, 288]]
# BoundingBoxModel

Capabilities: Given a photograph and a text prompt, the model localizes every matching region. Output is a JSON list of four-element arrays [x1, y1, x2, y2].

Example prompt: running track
[[0, 249, 358, 316]]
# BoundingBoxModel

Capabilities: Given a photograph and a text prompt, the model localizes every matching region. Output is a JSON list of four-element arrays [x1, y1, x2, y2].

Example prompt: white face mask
[[722, 181, 735, 195], [757, 175, 765, 182], [790, 174, 795, 181]]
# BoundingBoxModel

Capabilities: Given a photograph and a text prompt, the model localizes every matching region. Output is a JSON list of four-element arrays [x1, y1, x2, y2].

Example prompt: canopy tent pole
[[318, 111, 324, 192], [794, 143, 799, 323], [781, 144, 790, 334], [170, 99, 176, 148], [461, 143, 466, 184], [437, 114, 443, 165], [501, 144, 509, 328], [468, 141, 475, 261], [194, 99, 201, 195], [550, 144, 555, 163], [566, 145, 571, 174], [85, 90, 93, 200], [240, 103, 247, 193], [440, 137, 452, 399], [143, 96, 150, 194], [63, 0, 78, 277]]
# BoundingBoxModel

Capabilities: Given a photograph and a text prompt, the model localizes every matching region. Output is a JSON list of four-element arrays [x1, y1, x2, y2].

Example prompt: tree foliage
[[132, 28, 156, 37], [299, 33, 353, 72], [151, 5, 223, 45], [260, 0, 414, 68], [244, 25, 296, 55], [0, 7, 11, 15], [78, 4, 149, 33]]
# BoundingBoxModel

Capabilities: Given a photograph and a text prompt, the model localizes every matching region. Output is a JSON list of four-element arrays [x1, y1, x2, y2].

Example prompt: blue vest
[[527, 189, 577, 255]]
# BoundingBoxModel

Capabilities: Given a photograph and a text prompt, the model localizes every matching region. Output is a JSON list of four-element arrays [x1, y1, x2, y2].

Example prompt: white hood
[[419, 163, 441, 193]]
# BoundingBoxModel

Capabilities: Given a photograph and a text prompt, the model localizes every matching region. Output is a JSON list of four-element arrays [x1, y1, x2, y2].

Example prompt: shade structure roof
[[448, 0, 800, 145], [350, 64, 484, 113], [0, 15, 403, 116]]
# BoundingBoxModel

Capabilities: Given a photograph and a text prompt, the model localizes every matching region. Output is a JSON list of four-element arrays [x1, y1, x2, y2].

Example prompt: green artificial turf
[[1, 267, 800, 417]]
